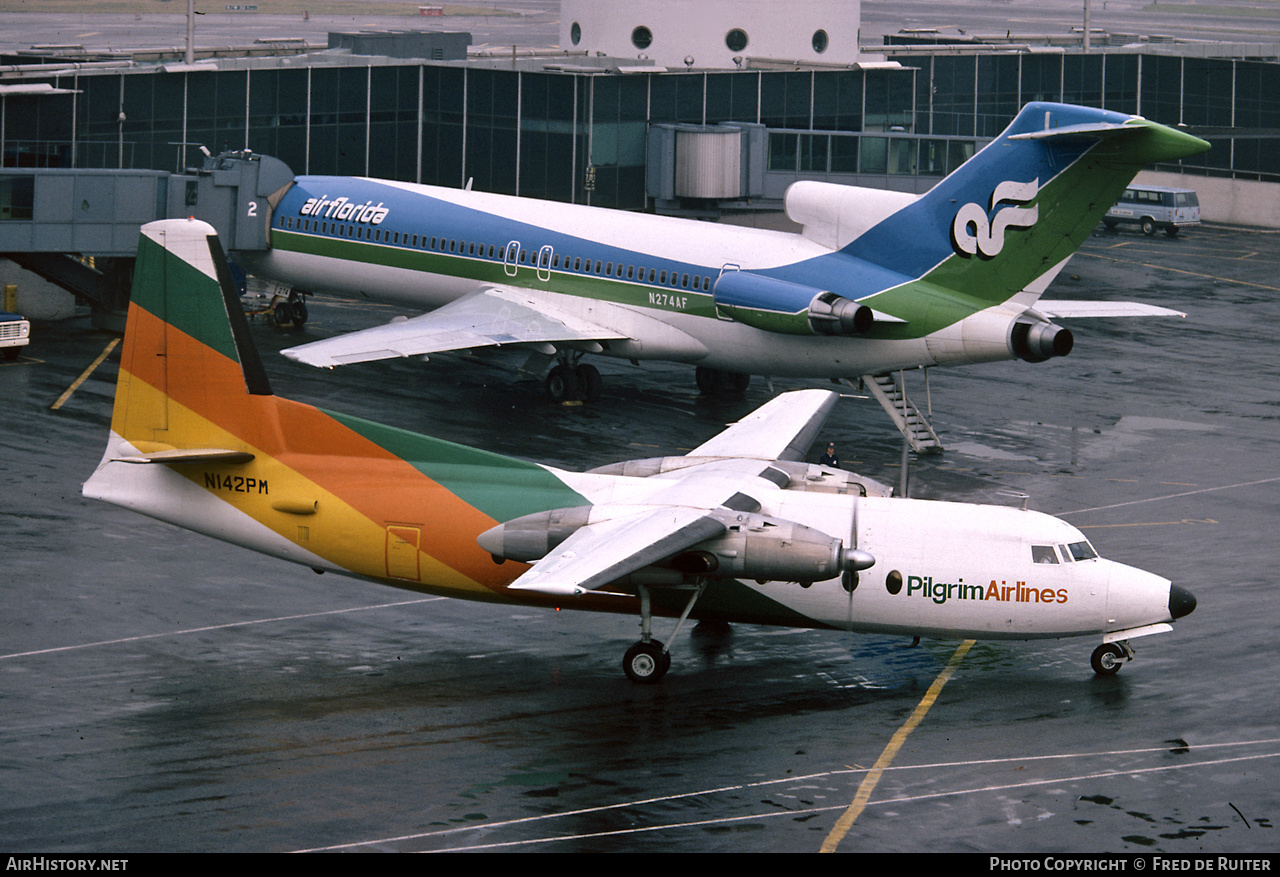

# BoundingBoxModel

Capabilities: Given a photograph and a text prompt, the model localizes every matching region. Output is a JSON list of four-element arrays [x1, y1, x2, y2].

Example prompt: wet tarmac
[[2, 222, 1278, 853]]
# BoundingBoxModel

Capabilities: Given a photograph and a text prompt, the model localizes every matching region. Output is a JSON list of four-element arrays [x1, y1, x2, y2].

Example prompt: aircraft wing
[[1035, 301, 1186, 319], [503, 390, 848, 596], [687, 387, 838, 462], [281, 285, 628, 367], [507, 506, 728, 596]]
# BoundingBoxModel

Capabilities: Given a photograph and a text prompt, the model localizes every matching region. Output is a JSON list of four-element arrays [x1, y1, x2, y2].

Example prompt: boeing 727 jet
[[85, 218, 1196, 683], [236, 101, 1208, 418]]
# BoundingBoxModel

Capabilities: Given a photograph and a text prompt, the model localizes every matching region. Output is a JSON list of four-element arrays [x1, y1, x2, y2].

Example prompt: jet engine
[[712, 271, 874, 337], [925, 308, 1074, 367], [1011, 318, 1073, 362]]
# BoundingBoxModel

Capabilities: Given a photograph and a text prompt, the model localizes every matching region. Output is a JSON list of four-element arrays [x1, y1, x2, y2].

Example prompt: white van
[[1104, 185, 1201, 236]]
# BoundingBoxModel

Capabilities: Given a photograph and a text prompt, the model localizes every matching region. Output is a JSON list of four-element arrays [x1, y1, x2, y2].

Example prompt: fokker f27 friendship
[[85, 218, 1196, 683], [237, 102, 1209, 412]]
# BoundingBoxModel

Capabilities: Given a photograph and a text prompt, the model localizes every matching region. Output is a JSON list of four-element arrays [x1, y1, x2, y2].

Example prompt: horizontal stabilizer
[[282, 285, 628, 367], [1008, 121, 1134, 141], [1035, 301, 1186, 319], [112, 448, 255, 465]]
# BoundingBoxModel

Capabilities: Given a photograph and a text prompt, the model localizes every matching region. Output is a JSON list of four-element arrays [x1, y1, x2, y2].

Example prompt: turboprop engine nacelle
[[477, 507, 875, 584], [665, 515, 876, 584], [713, 271, 873, 337]]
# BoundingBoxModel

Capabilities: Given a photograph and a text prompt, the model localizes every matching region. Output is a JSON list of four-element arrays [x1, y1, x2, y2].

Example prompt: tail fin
[[851, 102, 1209, 312], [107, 219, 272, 458]]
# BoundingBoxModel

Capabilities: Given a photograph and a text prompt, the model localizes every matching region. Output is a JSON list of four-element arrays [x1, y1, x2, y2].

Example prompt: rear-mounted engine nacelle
[[712, 271, 873, 337], [1011, 318, 1073, 363], [925, 309, 1074, 367]]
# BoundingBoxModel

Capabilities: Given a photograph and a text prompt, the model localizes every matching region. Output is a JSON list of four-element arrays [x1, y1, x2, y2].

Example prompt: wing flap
[[282, 285, 628, 367]]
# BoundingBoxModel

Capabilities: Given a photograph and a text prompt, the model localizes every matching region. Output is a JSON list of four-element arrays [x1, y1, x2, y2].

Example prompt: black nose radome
[[1169, 584, 1197, 620]]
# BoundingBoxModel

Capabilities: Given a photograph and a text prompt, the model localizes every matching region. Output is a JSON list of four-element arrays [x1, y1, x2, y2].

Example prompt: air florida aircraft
[[239, 102, 1209, 403], [85, 219, 1197, 683]]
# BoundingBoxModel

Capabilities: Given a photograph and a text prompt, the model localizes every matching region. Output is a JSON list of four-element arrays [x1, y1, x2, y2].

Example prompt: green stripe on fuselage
[[273, 229, 720, 318], [322, 407, 589, 521]]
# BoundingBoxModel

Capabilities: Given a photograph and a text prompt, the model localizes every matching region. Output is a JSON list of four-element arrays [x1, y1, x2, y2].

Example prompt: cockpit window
[[1068, 540, 1098, 561], [1032, 545, 1059, 564]]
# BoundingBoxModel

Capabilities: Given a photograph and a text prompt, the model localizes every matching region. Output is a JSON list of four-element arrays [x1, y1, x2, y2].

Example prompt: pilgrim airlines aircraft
[[84, 218, 1196, 683], [235, 101, 1209, 405]]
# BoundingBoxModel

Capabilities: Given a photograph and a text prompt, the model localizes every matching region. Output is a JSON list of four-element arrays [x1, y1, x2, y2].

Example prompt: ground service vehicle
[[1104, 185, 1201, 236], [0, 310, 29, 360]]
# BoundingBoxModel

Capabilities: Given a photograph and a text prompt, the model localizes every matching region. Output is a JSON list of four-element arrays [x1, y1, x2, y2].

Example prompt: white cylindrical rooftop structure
[[560, 0, 866, 68]]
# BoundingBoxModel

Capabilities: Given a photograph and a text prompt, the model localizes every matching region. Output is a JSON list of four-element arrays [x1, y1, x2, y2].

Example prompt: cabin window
[[626, 265, 635, 280], [1032, 545, 1059, 564], [702, 276, 711, 291], [487, 244, 496, 258], [469, 242, 476, 256], [605, 262, 614, 276], [593, 260, 601, 273], [659, 270, 667, 284], [571, 257, 580, 271], [520, 249, 528, 263], [681, 273, 690, 288], [553, 254, 561, 268]]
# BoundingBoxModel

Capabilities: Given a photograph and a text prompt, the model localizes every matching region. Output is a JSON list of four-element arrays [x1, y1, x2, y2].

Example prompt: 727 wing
[[281, 285, 627, 367]]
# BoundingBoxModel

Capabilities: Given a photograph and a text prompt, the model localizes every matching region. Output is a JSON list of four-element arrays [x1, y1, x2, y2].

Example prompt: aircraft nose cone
[[1169, 584, 1197, 620]]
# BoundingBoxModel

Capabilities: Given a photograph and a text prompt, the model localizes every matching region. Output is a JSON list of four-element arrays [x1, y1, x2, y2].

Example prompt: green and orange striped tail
[[110, 218, 275, 456]]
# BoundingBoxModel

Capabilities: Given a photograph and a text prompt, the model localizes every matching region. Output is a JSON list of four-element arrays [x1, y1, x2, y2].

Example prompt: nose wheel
[[1091, 641, 1133, 676]]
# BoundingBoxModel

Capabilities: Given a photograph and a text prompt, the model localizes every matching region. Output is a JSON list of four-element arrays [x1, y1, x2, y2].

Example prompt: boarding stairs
[[860, 371, 943, 454]]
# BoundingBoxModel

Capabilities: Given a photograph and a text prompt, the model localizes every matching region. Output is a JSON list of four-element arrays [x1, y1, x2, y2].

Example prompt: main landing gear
[[273, 290, 309, 329], [695, 366, 751, 396], [544, 357, 603, 403], [622, 580, 707, 684], [1090, 641, 1134, 676]]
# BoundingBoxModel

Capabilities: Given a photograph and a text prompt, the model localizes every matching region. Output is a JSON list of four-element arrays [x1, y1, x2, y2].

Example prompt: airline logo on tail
[[951, 178, 1040, 258]]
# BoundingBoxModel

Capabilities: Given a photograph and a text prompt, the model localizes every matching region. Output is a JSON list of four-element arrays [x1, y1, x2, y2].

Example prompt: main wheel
[[1091, 643, 1126, 676], [289, 298, 308, 327], [623, 640, 670, 684], [545, 364, 579, 403], [575, 363, 603, 402]]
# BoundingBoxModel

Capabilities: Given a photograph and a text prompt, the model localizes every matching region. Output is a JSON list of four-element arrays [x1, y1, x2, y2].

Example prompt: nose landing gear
[[1091, 641, 1134, 676]]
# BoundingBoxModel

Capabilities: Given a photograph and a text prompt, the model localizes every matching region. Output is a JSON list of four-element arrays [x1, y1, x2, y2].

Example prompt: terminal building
[[2, 0, 1280, 320]]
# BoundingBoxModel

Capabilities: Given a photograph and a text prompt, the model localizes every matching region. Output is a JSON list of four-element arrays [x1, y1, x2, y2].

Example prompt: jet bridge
[[0, 152, 291, 325]]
